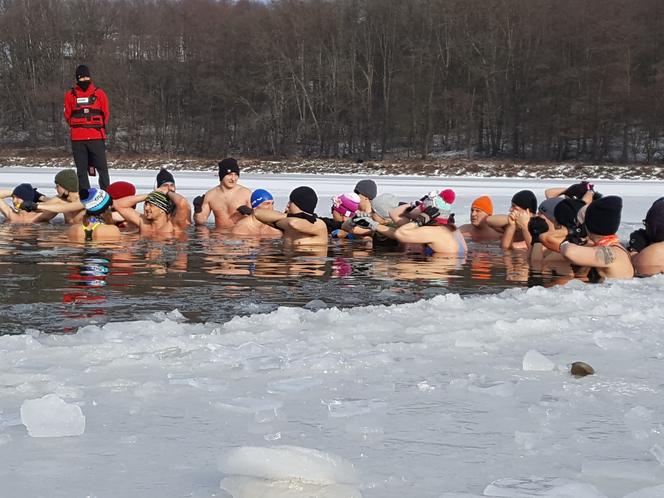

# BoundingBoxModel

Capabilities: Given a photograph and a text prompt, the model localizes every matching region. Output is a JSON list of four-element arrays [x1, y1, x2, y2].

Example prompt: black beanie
[[645, 197, 664, 243], [511, 190, 537, 213], [12, 183, 37, 202], [563, 181, 590, 200], [75, 64, 91, 81], [354, 179, 377, 200], [218, 158, 240, 180], [289, 186, 318, 214], [553, 198, 585, 228], [584, 196, 622, 236], [156, 168, 175, 187]]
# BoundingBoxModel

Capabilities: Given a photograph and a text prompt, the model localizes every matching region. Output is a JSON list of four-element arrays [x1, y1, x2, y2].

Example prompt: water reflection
[[0, 224, 576, 334], [61, 256, 110, 333]]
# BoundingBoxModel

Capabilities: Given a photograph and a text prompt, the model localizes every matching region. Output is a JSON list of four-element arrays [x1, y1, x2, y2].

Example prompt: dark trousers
[[72, 139, 110, 191]]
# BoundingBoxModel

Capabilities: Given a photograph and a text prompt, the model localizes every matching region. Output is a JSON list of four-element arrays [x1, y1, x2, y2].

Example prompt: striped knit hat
[[145, 191, 174, 214]]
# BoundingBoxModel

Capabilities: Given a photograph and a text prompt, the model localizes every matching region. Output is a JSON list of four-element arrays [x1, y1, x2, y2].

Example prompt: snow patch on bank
[[2, 156, 664, 180]]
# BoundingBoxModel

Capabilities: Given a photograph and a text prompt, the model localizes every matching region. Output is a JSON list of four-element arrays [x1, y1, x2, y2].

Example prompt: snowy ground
[[3, 154, 664, 180], [1, 168, 664, 498]]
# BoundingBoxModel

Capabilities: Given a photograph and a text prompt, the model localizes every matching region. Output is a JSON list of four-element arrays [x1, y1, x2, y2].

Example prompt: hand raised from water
[[193, 195, 205, 214], [405, 191, 436, 213], [515, 211, 531, 230], [20, 200, 38, 212], [628, 228, 650, 253], [415, 206, 440, 226], [353, 212, 379, 231], [507, 211, 517, 226], [237, 205, 253, 216], [528, 217, 549, 244], [565, 226, 586, 245]]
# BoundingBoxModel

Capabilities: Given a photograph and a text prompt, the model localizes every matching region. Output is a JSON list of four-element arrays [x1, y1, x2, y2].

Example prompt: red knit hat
[[106, 181, 136, 200]]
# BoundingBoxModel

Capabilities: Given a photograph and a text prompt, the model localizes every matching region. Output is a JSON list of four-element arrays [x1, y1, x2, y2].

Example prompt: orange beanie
[[471, 195, 493, 215]]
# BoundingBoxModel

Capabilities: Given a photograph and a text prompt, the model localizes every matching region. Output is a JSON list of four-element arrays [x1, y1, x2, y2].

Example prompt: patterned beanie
[[80, 188, 112, 214]]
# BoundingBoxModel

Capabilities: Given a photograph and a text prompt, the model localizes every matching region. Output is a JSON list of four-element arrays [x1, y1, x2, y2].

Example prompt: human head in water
[[11, 183, 39, 210], [423, 189, 456, 225], [470, 196, 493, 227], [54, 169, 79, 198], [144, 191, 174, 222], [80, 188, 112, 215], [510, 190, 537, 214], [371, 193, 400, 223], [288, 186, 317, 214], [218, 158, 240, 189], [584, 196, 622, 237], [251, 189, 274, 209], [107, 181, 137, 201], [354, 179, 377, 200], [354, 179, 377, 212], [80, 188, 114, 224], [331, 192, 361, 221], [156, 168, 175, 190]]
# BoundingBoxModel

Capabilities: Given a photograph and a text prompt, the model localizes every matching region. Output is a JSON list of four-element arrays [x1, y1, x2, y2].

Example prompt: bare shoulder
[[234, 185, 252, 201], [284, 217, 326, 231], [634, 242, 664, 271], [66, 224, 83, 239], [230, 217, 251, 235], [422, 225, 450, 236], [204, 186, 221, 198], [100, 224, 121, 237]]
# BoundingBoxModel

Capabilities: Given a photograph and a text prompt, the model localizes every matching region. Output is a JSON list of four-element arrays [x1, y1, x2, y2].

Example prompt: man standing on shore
[[64, 64, 110, 191]]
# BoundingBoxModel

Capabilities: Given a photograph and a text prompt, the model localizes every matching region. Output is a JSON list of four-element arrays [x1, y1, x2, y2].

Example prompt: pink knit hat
[[418, 189, 456, 225], [332, 192, 361, 217]]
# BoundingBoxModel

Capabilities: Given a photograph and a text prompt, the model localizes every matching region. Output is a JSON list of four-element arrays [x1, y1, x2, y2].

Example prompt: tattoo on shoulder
[[595, 246, 615, 266]]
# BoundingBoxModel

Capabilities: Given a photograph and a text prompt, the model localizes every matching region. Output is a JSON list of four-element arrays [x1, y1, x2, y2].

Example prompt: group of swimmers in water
[[1, 157, 663, 281]]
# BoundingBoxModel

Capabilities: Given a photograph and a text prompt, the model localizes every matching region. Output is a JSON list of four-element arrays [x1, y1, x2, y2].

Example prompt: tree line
[[1, 0, 663, 163]]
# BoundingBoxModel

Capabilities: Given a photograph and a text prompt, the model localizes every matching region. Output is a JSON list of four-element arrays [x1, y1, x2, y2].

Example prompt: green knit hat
[[55, 169, 79, 193]]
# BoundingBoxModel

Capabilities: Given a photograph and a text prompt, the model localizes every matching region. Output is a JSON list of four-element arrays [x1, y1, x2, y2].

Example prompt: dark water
[[0, 224, 572, 334]]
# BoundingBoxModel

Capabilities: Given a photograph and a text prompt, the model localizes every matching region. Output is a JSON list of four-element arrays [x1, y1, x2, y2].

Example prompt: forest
[[0, 0, 663, 163]]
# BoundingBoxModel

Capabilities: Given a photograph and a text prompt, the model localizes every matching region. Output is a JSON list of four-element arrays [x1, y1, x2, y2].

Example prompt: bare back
[[596, 245, 634, 279], [67, 223, 121, 242], [426, 226, 467, 254], [280, 218, 329, 246], [64, 210, 85, 225], [633, 242, 664, 276], [231, 215, 282, 237]]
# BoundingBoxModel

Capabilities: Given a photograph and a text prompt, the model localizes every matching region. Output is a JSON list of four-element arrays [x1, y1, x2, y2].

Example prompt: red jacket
[[63, 83, 109, 141]]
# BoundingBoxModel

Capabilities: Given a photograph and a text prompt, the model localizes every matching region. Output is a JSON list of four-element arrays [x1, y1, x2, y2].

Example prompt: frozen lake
[[1, 167, 663, 498]]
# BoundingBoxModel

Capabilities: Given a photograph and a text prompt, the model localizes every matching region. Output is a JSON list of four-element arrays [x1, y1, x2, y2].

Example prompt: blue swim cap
[[251, 189, 273, 208]]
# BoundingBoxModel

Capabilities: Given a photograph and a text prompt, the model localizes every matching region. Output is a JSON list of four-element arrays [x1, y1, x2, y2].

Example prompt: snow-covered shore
[[3, 152, 664, 180]]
